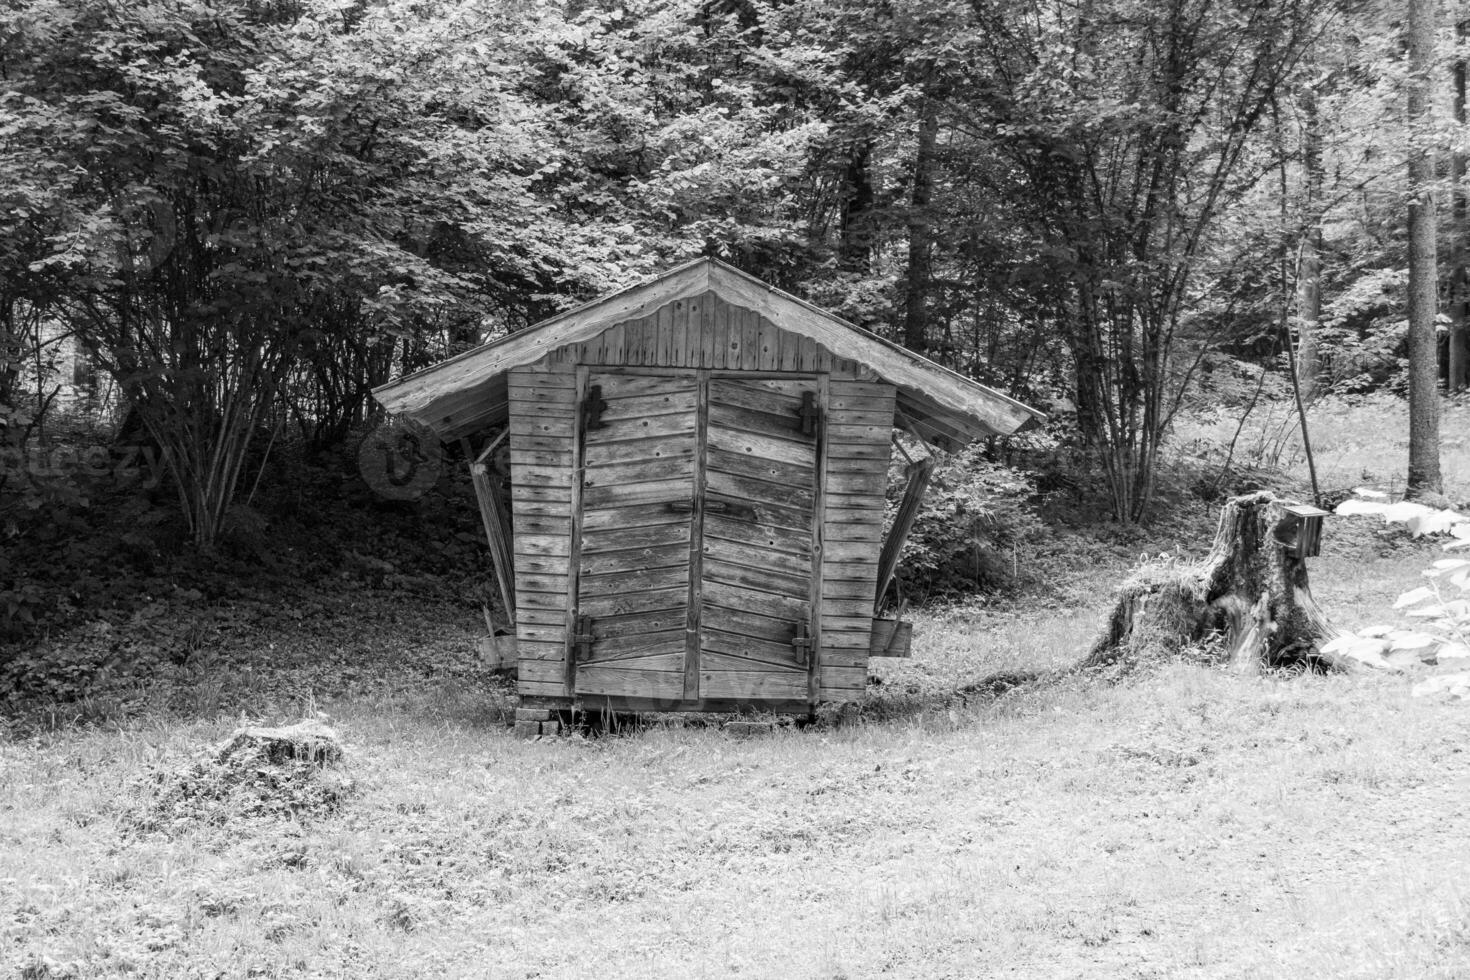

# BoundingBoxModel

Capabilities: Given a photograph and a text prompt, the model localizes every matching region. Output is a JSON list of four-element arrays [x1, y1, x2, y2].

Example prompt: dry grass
[[5, 538, 1469, 979]]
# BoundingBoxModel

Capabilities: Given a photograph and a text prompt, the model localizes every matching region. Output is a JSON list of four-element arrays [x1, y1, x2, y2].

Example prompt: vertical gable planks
[[509, 362, 577, 697], [819, 379, 897, 700], [562, 291, 863, 377]]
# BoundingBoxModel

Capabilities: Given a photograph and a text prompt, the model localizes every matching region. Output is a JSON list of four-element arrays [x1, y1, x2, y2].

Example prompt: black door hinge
[[795, 390, 821, 437], [581, 385, 609, 431]]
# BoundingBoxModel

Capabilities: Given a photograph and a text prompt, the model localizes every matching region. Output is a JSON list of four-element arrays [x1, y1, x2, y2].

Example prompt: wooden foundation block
[[514, 720, 540, 739], [516, 708, 554, 722]]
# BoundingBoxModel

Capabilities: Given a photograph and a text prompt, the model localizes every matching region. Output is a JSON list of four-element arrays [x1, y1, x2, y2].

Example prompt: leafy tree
[[953, 0, 1333, 521], [0, 0, 642, 545]]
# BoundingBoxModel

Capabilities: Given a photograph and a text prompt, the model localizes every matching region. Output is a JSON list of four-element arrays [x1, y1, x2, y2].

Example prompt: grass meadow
[[4, 395, 1470, 979]]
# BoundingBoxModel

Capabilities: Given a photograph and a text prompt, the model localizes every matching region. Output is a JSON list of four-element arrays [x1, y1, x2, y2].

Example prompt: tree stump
[[1080, 492, 1341, 672], [215, 720, 343, 767]]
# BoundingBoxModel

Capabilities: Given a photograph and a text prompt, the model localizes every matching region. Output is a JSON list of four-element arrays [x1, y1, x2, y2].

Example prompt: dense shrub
[[887, 446, 1044, 603]]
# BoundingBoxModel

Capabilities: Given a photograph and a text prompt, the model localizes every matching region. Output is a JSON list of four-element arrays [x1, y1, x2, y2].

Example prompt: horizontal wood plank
[[513, 515, 572, 536], [580, 564, 689, 596], [585, 628, 686, 659], [584, 651, 685, 672], [825, 455, 893, 474], [825, 522, 882, 543], [519, 660, 569, 687], [819, 648, 868, 668], [817, 579, 879, 600], [516, 572, 570, 594], [587, 411, 697, 443], [702, 629, 804, 670], [705, 469, 814, 512], [514, 534, 571, 558], [587, 636, 687, 665], [703, 602, 800, 644], [512, 484, 573, 505], [516, 623, 567, 646], [575, 667, 684, 700], [702, 537, 811, 577], [702, 560, 811, 599], [706, 425, 818, 469], [584, 479, 695, 510], [517, 679, 567, 698], [706, 448, 815, 495], [701, 670, 810, 700], [513, 553, 567, 577], [579, 586, 688, 619], [703, 580, 808, 622], [824, 540, 877, 563], [583, 502, 696, 533], [582, 455, 696, 488], [580, 523, 691, 554], [510, 415, 574, 438], [579, 542, 691, 576], [587, 608, 689, 640]]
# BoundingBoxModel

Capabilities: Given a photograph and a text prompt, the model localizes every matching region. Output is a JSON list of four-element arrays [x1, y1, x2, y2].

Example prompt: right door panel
[[699, 377, 821, 701]]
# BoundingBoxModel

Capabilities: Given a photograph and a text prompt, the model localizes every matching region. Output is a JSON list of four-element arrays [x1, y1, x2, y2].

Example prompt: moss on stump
[[1080, 492, 1341, 673]]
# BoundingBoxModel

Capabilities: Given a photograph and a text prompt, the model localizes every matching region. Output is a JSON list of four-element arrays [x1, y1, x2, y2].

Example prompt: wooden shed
[[373, 258, 1042, 715]]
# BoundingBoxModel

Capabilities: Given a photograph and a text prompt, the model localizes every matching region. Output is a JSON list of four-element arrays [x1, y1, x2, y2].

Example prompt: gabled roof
[[373, 258, 1043, 447]]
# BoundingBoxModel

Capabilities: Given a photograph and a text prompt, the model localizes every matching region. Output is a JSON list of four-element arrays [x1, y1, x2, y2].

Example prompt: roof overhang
[[373, 258, 1045, 447]]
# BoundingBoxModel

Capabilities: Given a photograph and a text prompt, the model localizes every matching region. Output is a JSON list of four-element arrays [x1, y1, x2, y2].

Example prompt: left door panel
[[573, 373, 698, 699]]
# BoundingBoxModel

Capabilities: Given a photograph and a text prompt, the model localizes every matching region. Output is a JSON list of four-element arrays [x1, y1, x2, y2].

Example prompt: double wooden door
[[572, 370, 821, 703]]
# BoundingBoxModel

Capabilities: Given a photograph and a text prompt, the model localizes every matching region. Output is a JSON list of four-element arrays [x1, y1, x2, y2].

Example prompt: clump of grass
[[129, 720, 354, 832]]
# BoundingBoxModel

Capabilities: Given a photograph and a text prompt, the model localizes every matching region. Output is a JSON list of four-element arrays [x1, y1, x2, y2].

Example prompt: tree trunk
[[1297, 85, 1323, 401], [1406, 0, 1442, 496], [838, 140, 875, 274], [903, 101, 938, 354], [1450, 19, 1469, 393], [1080, 492, 1340, 672]]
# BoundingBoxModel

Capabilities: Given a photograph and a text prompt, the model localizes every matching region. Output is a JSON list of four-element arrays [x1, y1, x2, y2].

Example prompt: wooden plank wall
[[574, 291, 869, 377], [510, 290, 898, 706], [508, 358, 579, 698], [818, 381, 896, 700]]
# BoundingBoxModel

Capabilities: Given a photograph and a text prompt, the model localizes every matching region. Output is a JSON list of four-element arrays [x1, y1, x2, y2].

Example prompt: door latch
[[572, 614, 596, 662], [792, 620, 813, 666]]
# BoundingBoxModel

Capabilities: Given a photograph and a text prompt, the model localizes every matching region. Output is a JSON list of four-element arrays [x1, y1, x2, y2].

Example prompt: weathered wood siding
[[574, 372, 697, 701], [508, 359, 578, 698], [819, 380, 896, 700], [699, 376, 821, 702], [510, 289, 896, 705]]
